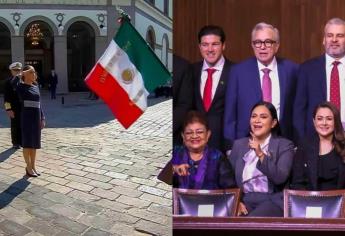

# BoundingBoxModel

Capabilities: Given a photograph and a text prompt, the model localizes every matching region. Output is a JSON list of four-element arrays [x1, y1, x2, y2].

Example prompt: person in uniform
[[4, 62, 22, 149]]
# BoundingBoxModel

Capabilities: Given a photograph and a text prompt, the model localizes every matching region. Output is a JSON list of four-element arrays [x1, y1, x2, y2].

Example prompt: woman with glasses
[[228, 101, 294, 216], [172, 110, 235, 189], [290, 102, 345, 190], [17, 65, 45, 177]]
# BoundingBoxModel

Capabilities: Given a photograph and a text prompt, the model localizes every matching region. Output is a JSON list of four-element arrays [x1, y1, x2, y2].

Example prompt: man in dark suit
[[191, 25, 233, 152], [224, 22, 298, 149], [173, 54, 192, 146], [4, 62, 22, 149], [294, 18, 345, 142], [48, 69, 58, 99]]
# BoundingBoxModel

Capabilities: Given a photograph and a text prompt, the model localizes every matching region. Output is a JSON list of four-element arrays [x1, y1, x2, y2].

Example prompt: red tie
[[330, 61, 341, 110], [203, 68, 216, 111]]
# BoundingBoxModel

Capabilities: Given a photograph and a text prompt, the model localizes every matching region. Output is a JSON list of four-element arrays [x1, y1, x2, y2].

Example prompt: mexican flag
[[85, 17, 171, 129]]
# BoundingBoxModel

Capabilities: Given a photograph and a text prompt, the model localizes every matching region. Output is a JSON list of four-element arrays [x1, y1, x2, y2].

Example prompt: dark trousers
[[51, 86, 56, 99], [10, 112, 21, 146], [243, 192, 283, 217]]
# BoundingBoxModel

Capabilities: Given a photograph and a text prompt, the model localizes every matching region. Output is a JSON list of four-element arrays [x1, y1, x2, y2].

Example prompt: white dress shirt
[[200, 56, 225, 100], [257, 57, 281, 119]]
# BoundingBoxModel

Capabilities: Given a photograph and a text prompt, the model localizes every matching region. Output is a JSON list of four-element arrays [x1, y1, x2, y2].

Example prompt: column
[[54, 36, 68, 94], [11, 36, 25, 63]]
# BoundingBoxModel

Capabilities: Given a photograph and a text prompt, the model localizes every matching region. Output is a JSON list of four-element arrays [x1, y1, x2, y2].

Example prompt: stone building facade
[[0, 0, 172, 93]]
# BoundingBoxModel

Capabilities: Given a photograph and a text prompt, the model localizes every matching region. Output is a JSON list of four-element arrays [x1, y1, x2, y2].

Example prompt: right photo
[[172, 0, 345, 234]]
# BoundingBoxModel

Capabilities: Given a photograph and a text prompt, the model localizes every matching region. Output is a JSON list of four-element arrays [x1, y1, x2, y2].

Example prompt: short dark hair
[[250, 101, 281, 136], [198, 25, 226, 43], [181, 110, 209, 132], [313, 102, 345, 161]]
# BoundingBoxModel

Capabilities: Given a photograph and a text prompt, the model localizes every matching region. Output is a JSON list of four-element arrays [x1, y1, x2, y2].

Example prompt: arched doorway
[[146, 27, 156, 50], [24, 21, 54, 89], [0, 22, 12, 93], [67, 21, 95, 92]]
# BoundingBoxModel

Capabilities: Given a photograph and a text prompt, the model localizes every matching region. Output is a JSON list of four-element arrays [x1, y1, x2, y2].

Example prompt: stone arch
[[67, 21, 96, 91], [63, 16, 100, 37], [146, 25, 156, 50], [0, 17, 15, 35], [161, 33, 169, 66], [20, 16, 58, 36]]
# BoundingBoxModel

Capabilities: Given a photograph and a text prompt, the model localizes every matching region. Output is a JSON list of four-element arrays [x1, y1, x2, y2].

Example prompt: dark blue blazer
[[193, 58, 233, 152], [293, 55, 327, 142], [224, 57, 298, 148]]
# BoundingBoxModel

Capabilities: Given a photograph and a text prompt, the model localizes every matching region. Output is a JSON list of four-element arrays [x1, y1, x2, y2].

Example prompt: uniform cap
[[9, 62, 22, 70]]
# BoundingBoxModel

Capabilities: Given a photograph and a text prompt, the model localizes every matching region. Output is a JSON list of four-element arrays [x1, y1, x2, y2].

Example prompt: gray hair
[[251, 22, 280, 42], [324, 17, 345, 33]]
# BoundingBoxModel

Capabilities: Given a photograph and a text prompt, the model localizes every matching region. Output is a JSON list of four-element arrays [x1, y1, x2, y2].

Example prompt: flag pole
[[115, 6, 171, 77]]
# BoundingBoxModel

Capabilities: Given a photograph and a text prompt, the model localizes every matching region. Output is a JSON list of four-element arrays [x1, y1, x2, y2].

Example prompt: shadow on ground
[[0, 148, 16, 163], [0, 92, 170, 128], [0, 176, 31, 209]]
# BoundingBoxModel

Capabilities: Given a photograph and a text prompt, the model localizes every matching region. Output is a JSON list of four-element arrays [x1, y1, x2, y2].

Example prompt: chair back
[[173, 188, 240, 217], [284, 189, 345, 218]]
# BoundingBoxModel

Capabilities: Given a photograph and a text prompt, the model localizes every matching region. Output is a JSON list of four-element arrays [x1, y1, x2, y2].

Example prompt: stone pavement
[[0, 92, 172, 236]]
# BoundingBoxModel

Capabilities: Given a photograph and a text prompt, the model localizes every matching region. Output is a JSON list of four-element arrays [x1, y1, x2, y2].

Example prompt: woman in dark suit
[[172, 110, 235, 189], [228, 101, 294, 217], [17, 65, 45, 177], [290, 102, 345, 190]]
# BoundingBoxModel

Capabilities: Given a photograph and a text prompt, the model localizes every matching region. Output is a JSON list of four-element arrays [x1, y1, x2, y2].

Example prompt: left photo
[[0, 1, 172, 235]]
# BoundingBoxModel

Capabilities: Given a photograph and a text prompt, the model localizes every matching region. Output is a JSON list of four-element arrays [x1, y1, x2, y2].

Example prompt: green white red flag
[[85, 17, 171, 129]]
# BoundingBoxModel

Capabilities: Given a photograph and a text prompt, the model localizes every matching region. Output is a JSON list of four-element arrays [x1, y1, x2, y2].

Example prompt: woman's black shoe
[[26, 168, 38, 177]]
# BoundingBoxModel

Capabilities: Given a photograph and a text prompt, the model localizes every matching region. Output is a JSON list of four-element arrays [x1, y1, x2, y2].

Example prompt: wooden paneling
[[173, 0, 345, 64]]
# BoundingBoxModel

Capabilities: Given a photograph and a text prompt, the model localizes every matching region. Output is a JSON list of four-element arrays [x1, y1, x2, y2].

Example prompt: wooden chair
[[173, 188, 240, 217], [284, 189, 345, 218]]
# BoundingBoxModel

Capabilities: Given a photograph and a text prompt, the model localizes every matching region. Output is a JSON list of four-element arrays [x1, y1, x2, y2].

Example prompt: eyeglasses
[[252, 39, 276, 48], [184, 129, 206, 137]]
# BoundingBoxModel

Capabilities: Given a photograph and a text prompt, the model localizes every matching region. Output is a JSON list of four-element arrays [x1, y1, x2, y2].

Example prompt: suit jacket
[[172, 146, 235, 189], [293, 55, 327, 142], [173, 54, 190, 100], [229, 136, 294, 193], [173, 61, 193, 146], [4, 76, 21, 112], [193, 58, 233, 152], [290, 135, 345, 190], [48, 73, 58, 87], [224, 57, 298, 149]]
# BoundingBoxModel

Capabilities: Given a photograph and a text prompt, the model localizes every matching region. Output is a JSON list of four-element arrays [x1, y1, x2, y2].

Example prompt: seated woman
[[172, 110, 235, 189], [228, 101, 294, 217], [290, 102, 345, 190]]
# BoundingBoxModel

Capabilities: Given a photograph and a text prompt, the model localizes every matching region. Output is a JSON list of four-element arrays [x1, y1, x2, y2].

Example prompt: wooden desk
[[173, 216, 345, 235]]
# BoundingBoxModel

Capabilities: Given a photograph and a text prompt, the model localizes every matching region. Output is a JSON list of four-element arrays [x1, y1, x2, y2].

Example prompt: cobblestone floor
[[0, 92, 172, 236]]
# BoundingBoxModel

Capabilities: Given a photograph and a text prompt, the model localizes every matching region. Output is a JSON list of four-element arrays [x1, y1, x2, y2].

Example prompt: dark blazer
[[224, 57, 298, 148], [229, 136, 294, 193], [293, 55, 327, 142], [173, 62, 193, 146], [290, 135, 345, 190], [4, 76, 21, 112], [193, 58, 233, 152], [48, 73, 58, 87]]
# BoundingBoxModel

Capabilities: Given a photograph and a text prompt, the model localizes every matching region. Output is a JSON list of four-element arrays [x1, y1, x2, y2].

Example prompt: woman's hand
[[173, 164, 190, 176], [237, 202, 248, 216], [249, 132, 265, 161], [41, 119, 46, 129]]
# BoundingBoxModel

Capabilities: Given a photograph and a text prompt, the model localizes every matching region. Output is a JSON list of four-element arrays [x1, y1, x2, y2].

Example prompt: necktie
[[261, 68, 272, 103], [330, 61, 341, 110], [203, 68, 216, 111]]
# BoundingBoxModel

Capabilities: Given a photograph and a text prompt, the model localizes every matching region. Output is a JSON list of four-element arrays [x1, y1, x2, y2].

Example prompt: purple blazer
[[172, 146, 235, 189]]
